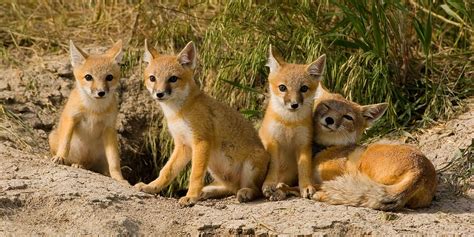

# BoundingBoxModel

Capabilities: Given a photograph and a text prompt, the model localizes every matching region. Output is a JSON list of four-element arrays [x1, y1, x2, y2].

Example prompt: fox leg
[[297, 145, 316, 199], [178, 141, 211, 207], [262, 142, 289, 201], [236, 158, 267, 203], [200, 181, 233, 200], [50, 115, 75, 165], [135, 143, 191, 194], [103, 127, 126, 182]]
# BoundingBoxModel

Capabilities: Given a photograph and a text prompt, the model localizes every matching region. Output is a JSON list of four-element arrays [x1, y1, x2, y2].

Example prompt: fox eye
[[300, 85, 309, 92], [278, 85, 287, 92], [343, 115, 353, 121], [149, 75, 156, 82], [106, 75, 113, 81], [168, 76, 178, 83], [84, 74, 93, 81]]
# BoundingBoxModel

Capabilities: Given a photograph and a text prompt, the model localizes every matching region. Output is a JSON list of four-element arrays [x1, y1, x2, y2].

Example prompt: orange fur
[[312, 87, 437, 210], [134, 41, 270, 207], [259, 45, 326, 200], [49, 40, 126, 183]]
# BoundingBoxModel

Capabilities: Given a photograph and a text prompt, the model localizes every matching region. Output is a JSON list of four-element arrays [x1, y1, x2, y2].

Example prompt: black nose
[[325, 117, 334, 125], [98, 91, 105, 97], [291, 103, 299, 109], [156, 92, 165, 98]]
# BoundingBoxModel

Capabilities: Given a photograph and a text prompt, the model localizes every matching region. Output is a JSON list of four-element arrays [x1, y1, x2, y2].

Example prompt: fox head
[[69, 40, 123, 99], [266, 45, 326, 118], [142, 40, 196, 102], [313, 86, 388, 146]]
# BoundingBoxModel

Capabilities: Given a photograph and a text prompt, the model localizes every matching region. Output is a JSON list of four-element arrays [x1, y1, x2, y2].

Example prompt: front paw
[[300, 184, 316, 199], [262, 183, 277, 199], [263, 183, 287, 201], [312, 191, 325, 201], [134, 182, 160, 194], [71, 163, 85, 169], [178, 196, 199, 207], [51, 155, 66, 165]]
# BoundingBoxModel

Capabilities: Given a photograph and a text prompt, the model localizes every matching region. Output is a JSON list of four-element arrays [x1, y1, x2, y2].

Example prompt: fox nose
[[291, 103, 299, 109], [98, 91, 106, 97], [325, 117, 334, 125], [156, 92, 165, 98]]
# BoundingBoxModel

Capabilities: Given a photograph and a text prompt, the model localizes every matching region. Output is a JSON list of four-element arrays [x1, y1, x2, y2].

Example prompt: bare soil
[[0, 53, 473, 236]]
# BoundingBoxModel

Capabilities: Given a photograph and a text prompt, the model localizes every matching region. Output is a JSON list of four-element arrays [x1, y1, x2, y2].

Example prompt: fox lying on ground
[[49, 40, 126, 183], [134, 41, 270, 207], [259, 45, 326, 200], [311, 86, 437, 210]]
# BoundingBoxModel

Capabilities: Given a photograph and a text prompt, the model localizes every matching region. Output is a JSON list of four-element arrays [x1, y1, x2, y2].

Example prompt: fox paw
[[312, 191, 325, 201], [263, 183, 287, 201], [71, 163, 85, 169], [51, 155, 66, 165], [134, 182, 159, 194], [300, 185, 316, 199], [236, 188, 257, 203], [262, 184, 277, 198], [178, 196, 199, 207]]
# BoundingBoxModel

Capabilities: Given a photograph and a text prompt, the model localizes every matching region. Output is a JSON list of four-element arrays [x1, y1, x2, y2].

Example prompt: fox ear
[[177, 41, 197, 69], [314, 83, 329, 99], [143, 39, 159, 64], [266, 45, 284, 73], [307, 54, 326, 77], [69, 40, 88, 68], [361, 103, 388, 126], [106, 39, 123, 64]]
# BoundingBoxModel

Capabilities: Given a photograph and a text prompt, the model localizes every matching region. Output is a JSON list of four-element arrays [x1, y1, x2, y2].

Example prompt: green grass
[[1, 0, 472, 196]]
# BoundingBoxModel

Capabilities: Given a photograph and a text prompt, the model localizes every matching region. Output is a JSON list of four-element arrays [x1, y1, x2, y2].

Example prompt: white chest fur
[[268, 120, 310, 147], [160, 102, 193, 147], [167, 119, 193, 146]]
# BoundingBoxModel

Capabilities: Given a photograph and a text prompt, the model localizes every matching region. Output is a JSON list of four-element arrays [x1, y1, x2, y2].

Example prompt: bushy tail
[[313, 173, 408, 211]]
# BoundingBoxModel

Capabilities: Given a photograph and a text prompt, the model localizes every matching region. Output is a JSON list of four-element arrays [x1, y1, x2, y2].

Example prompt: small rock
[[4, 180, 28, 191]]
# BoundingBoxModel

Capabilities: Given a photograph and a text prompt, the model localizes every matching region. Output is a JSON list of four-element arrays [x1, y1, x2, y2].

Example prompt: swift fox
[[134, 41, 270, 206], [312, 86, 437, 210], [259, 45, 326, 200], [49, 40, 126, 182]]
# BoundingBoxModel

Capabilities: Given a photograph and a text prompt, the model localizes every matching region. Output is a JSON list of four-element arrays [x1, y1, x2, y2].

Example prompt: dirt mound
[[0, 54, 473, 235]]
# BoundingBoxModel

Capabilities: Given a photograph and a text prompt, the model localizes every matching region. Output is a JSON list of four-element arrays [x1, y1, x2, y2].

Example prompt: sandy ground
[[0, 53, 473, 235]]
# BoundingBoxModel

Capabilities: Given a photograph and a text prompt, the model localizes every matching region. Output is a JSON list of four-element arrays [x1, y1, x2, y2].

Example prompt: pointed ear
[[143, 39, 160, 64], [106, 39, 123, 64], [361, 103, 388, 126], [307, 54, 326, 77], [69, 40, 88, 68], [177, 41, 196, 69], [314, 83, 329, 99], [266, 45, 284, 73]]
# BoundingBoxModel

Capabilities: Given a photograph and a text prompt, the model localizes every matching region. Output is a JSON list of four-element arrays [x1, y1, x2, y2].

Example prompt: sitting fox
[[134, 41, 270, 207], [311, 86, 437, 210], [49, 40, 126, 182], [259, 45, 326, 200]]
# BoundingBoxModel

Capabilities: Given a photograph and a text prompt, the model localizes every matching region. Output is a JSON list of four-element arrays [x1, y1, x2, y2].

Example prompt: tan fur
[[49, 40, 126, 183], [312, 87, 437, 210], [134, 41, 270, 207], [259, 45, 326, 200]]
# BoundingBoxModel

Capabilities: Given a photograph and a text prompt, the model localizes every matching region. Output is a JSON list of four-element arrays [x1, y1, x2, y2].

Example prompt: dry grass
[[1, 0, 472, 195]]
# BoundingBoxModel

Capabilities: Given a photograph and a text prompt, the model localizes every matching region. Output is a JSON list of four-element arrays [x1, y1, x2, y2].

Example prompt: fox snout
[[284, 93, 304, 111], [92, 88, 109, 98], [320, 115, 336, 129], [151, 89, 171, 101], [287, 101, 302, 111]]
